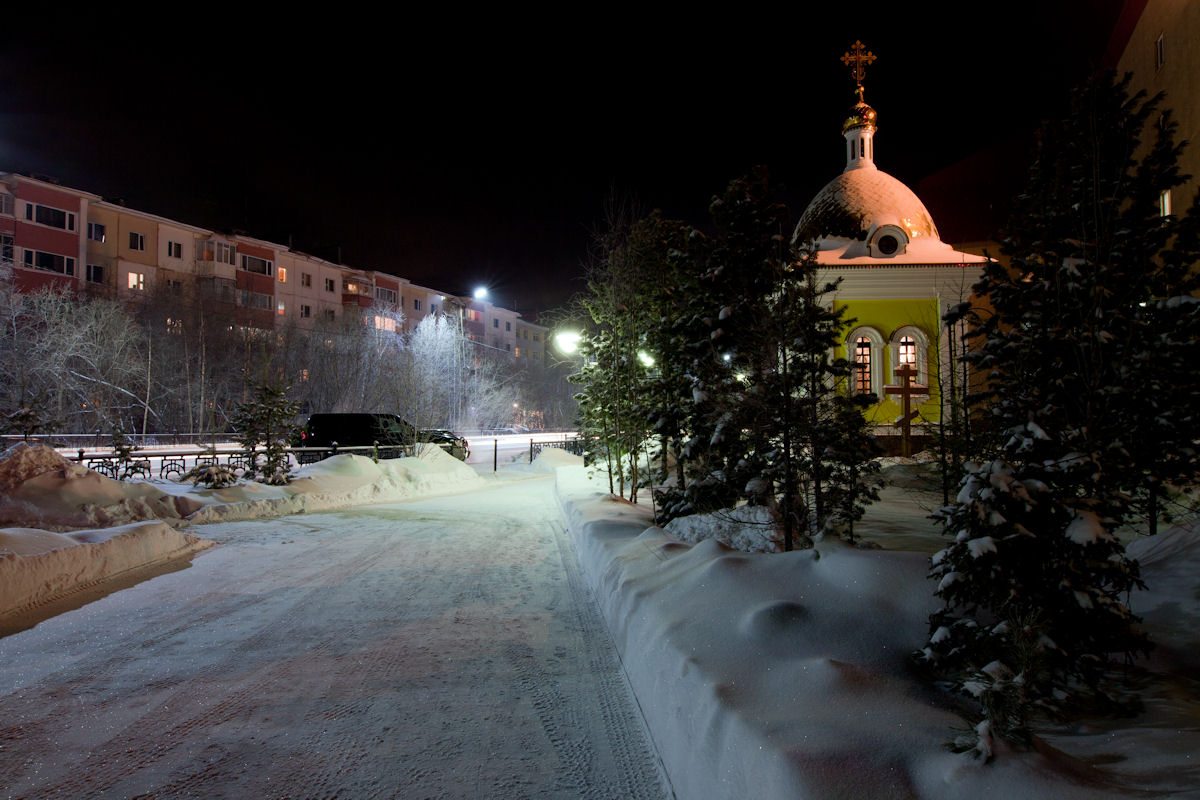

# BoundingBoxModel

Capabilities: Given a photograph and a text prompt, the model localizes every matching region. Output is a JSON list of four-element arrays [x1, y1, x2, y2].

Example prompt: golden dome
[[843, 100, 877, 133]]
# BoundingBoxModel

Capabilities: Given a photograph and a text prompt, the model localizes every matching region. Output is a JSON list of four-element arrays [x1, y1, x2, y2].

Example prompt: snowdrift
[[0, 521, 211, 618], [184, 443, 485, 522], [554, 463, 1200, 800], [0, 443, 484, 622], [0, 443, 201, 530]]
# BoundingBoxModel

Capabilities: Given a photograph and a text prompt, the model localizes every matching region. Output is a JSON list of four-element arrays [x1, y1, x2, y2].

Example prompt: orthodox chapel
[[794, 42, 989, 431]]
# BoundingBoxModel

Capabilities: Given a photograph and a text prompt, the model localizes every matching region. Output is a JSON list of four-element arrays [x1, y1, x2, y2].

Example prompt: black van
[[299, 413, 469, 461]]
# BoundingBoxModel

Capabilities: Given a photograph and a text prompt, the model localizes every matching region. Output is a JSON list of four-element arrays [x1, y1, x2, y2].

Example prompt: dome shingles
[[793, 168, 939, 245]]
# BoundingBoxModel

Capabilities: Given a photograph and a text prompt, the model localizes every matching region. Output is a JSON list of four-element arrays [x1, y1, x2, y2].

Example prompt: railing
[[64, 442, 419, 482], [529, 436, 585, 461]]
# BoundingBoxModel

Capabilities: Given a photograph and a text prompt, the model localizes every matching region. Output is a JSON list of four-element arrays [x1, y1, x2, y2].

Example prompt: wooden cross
[[841, 40, 877, 86], [885, 362, 927, 457]]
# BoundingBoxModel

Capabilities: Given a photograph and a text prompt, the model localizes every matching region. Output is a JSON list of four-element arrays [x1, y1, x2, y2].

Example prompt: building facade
[[0, 172, 548, 360], [795, 53, 988, 428]]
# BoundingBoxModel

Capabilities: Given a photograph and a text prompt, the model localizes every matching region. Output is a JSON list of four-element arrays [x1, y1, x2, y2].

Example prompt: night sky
[[1, 4, 1121, 315]]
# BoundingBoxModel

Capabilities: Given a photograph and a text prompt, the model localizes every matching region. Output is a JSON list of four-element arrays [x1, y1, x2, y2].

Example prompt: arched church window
[[888, 326, 930, 387], [854, 337, 872, 394], [846, 326, 884, 398]]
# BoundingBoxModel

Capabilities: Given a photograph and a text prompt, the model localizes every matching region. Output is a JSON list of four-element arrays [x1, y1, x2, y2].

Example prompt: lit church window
[[855, 337, 872, 393]]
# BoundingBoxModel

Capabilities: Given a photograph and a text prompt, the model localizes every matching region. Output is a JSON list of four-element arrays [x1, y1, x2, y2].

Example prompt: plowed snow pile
[[0, 443, 485, 619], [0, 444, 212, 617]]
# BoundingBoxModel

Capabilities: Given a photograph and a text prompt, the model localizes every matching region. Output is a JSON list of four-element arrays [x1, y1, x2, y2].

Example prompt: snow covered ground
[[555, 462, 1200, 799], [1, 443, 1197, 798]]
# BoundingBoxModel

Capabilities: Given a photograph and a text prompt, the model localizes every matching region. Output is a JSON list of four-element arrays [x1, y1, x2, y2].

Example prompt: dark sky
[[0, 4, 1122, 314]]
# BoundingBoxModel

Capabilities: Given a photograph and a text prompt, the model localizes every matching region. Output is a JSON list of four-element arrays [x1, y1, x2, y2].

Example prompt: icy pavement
[[0, 477, 667, 799]]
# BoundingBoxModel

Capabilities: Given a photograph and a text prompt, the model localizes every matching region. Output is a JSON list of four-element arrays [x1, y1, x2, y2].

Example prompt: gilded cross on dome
[[840, 40, 876, 87]]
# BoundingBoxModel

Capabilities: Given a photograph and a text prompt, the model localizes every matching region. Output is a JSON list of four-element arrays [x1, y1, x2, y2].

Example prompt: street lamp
[[555, 331, 582, 355], [473, 286, 488, 300]]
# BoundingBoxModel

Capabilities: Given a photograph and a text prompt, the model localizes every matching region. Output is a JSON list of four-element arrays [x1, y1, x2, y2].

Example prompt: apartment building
[[1, 174, 95, 294], [1106, 0, 1200, 218], [0, 171, 549, 357]]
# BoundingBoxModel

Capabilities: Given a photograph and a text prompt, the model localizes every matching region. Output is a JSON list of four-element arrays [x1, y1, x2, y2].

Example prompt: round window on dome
[[877, 234, 899, 255]]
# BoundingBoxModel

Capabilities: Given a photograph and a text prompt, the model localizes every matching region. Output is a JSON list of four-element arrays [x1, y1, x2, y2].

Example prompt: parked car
[[299, 413, 469, 461]]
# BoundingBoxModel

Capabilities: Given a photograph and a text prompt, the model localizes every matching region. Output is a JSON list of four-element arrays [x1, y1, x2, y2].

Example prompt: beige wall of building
[[1115, 0, 1200, 211]]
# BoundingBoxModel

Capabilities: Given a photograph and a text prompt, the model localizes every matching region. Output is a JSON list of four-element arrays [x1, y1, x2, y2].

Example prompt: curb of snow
[[551, 465, 1114, 800], [554, 480, 794, 799], [0, 521, 212, 619]]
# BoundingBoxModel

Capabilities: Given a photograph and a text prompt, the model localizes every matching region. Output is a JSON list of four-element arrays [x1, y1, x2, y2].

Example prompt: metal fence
[[61, 443, 419, 482]]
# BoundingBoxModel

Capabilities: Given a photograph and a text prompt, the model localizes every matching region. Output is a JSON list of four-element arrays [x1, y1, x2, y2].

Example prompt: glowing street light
[[473, 286, 488, 300], [637, 350, 655, 368], [555, 331, 582, 354]]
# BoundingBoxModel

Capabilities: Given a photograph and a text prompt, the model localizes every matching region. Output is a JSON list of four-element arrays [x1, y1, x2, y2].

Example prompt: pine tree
[[921, 73, 1200, 751], [230, 380, 301, 485]]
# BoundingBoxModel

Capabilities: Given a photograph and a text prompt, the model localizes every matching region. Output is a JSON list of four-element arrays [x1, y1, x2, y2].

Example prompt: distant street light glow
[[473, 287, 488, 300], [637, 351, 655, 368], [555, 331, 582, 354]]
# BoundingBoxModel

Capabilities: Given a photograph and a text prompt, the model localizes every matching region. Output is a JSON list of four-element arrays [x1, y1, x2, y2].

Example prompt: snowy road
[[0, 476, 668, 799]]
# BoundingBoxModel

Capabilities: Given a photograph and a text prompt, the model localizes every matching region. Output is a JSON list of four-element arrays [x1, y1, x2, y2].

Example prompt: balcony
[[341, 277, 373, 307]]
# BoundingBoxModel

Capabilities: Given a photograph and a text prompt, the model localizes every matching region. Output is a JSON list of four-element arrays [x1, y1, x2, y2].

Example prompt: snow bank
[[1128, 522, 1200, 671], [0, 520, 211, 618], [186, 444, 485, 523], [0, 443, 201, 531], [0, 444, 213, 620], [553, 463, 1184, 800]]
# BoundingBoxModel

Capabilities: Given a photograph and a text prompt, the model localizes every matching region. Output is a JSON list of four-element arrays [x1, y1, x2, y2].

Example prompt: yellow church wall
[[834, 297, 943, 424]]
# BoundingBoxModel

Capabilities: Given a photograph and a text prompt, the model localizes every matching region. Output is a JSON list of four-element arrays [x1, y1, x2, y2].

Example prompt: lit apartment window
[[87, 222, 106, 242], [26, 203, 75, 231], [167, 241, 183, 259], [1160, 189, 1173, 218], [23, 249, 75, 275], [302, 272, 312, 288], [464, 308, 481, 322], [128, 232, 145, 251], [299, 369, 310, 382], [278, 267, 287, 283], [277, 300, 286, 315], [240, 254, 273, 276], [86, 264, 104, 284], [0, 194, 13, 216], [127, 272, 145, 290], [325, 277, 335, 292]]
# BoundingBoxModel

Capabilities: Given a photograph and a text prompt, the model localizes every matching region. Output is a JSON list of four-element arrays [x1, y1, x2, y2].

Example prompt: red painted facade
[[10, 180, 85, 292], [235, 270, 275, 294]]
